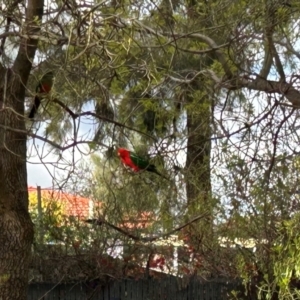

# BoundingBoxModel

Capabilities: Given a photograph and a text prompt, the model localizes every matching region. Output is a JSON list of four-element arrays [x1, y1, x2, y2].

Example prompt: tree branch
[[259, 8, 275, 79], [176, 43, 230, 55], [0, 0, 23, 58], [266, 28, 286, 81], [85, 212, 210, 242], [0, 122, 110, 151], [131, 20, 300, 106], [259, 41, 273, 79], [168, 70, 221, 84], [272, 45, 286, 81], [276, 39, 300, 61], [260, 2, 286, 81], [133, 20, 233, 79], [235, 77, 300, 106], [52, 98, 157, 141], [12, 0, 44, 82]]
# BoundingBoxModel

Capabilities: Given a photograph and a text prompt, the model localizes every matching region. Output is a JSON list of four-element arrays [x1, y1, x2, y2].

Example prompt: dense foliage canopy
[[2, 0, 300, 298]]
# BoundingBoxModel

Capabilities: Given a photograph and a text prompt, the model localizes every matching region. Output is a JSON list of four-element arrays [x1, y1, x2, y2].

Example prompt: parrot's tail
[[28, 96, 41, 119]]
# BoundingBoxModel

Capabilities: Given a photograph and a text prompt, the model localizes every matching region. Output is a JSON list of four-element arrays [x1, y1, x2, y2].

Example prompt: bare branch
[[52, 98, 157, 141], [275, 39, 300, 61], [267, 32, 286, 81], [176, 43, 230, 55], [273, 47, 286, 81], [86, 212, 210, 242], [168, 70, 221, 84], [235, 77, 300, 107], [259, 42, 273, 79], [264, 107, 295, 184], [0, 123, 109, 151], [0, 0, 23, 58], [260, 3, 285, 81]]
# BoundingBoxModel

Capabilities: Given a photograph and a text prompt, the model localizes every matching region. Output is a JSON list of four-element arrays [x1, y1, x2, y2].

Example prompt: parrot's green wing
[[36, 71, 54, 92], [130, 151, 169, 180], [29, 71, 54, 119], [129, 152, 151, 170]]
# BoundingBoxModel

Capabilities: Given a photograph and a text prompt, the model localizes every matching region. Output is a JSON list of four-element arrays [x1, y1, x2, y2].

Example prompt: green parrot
[[28, 71, 54, 119], [117, 148, 169, 180]]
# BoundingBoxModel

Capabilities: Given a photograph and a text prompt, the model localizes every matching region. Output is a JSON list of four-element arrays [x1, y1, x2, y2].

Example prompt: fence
[[28, 277, 244, 300]]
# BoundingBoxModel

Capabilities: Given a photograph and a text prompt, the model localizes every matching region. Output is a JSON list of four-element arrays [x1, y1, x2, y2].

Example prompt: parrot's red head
[[117, 148, 130, 159]]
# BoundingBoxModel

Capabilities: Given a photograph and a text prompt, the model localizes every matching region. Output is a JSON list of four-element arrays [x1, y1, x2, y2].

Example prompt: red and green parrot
[[117, 148, 168, 179], [28, 71, 54, 119]]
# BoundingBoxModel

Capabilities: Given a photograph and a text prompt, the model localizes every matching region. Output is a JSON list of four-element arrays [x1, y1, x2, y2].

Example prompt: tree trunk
[[182, 0, 213, 216], [0, 0, 44, 297], [185, 82, 212, 213], [184, 80, 213, 255], [0, 71, 34, 299]]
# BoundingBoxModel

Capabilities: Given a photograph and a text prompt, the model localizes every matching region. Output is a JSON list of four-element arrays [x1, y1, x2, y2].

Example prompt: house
[[28, 186, 190, 276], [28, 186, 101, 219]]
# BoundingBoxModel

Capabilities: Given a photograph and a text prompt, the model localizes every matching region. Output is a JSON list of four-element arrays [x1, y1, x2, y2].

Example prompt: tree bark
[[0, 70, 34, 300], [0, 0, 44, 298], [185, 81, 212, 214]]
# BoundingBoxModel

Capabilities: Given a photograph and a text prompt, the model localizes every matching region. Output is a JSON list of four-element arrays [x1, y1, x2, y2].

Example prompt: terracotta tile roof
[[120, 211, 155, 229], [28, 187, 152, 229], [28, 186, 100, 219]]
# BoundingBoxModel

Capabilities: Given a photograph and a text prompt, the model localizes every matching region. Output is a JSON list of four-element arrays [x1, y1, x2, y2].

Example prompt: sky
[[26, 101, 98, 189], [27, 159, 53, 187], [27, 135, 92, 189]]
